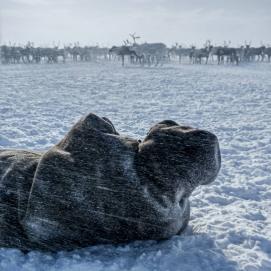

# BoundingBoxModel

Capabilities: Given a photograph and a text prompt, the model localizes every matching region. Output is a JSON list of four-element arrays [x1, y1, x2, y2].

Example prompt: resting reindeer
[[0, 113, 221, 252]]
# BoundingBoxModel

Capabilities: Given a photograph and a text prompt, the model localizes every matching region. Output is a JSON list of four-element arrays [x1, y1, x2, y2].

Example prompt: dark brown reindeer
[[265, 45, 271, 62], [169, 43, 194, 63], [244, 42, 266, 62], [216, 41, 239, 65], [190, 41, 213, 64], [109, 41, 138, 66]]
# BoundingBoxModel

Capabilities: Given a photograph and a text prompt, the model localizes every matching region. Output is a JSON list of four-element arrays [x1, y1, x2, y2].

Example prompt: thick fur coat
[[0, 113, 221, 251]]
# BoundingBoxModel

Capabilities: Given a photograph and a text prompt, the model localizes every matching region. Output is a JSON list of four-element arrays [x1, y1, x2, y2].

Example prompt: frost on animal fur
[[0, 113, 221, 251]]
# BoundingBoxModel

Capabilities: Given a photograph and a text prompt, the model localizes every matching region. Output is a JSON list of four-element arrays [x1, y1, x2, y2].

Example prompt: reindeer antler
[[123, 40, 130, 46], [129, 33, 140, 44]]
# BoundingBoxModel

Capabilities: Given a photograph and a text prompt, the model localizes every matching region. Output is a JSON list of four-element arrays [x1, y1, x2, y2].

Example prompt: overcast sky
[[1, 0, 270, 47]]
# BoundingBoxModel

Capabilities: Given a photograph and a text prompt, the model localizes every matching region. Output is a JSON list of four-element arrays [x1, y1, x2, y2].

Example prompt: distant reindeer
[[264, 46, 271, 62], [170, 44, 194, 63], [109, 45, 138, 66], [131, 42, 168, 66], [212, 41, 239, 65], [190, 41, 213, 64], [244, 43, 266, 62]]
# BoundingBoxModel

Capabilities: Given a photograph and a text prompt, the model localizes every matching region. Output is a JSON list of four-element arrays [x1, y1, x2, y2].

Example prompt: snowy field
[[0, 61, 271, 271]]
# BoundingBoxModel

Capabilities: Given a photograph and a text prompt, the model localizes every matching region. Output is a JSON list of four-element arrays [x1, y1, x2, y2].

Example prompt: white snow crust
[[0, 62, 271, 270]]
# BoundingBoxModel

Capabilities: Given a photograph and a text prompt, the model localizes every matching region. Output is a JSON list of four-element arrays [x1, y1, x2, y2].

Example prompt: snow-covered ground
[[0, 62, 271, 271]]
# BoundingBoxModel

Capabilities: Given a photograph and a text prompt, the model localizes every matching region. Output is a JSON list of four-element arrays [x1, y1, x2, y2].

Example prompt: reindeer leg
[[121, 55, 124, 67]]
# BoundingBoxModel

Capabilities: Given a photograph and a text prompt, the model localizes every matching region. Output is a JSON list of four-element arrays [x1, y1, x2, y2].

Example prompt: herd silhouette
[[1, 37, 271, 66]]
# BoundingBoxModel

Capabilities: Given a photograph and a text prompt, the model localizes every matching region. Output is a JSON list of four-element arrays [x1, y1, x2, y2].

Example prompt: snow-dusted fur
[[0, 113, 220, 251]]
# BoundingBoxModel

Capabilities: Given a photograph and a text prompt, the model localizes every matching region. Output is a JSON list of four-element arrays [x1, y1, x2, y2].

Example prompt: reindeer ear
[[80, 113, 118, 134], [146, 120, 178, 134]]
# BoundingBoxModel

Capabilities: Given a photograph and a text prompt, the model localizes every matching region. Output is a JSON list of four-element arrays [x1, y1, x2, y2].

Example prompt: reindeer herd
[[0, 43, 109, 64], [170, 41, 270, 65], [1, 39, 271, 67]]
